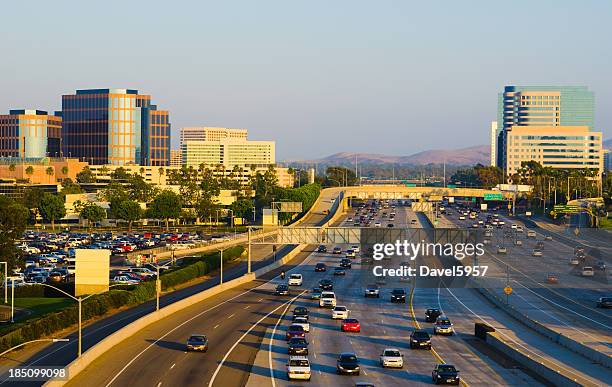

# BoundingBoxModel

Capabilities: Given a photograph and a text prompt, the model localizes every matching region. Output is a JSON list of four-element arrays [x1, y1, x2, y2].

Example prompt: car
[[293, 306, 309, 320], [514, 239, 523, 246], [288, 273, 303, 286], [286, 324, 306, 341], [432, 364, 460, 385], [425, 308, 441, 322], [336, 352, 360, 375], [458, 216, 466, 220], [410, 330, 431, 349], [112, 275, 139, 284], [596, 261, 606, 271], [341, 318, 361, 332], [286, 356, 311, 381], [292, 316, 310, 332], [374, 222, 382, 227], [319, 279, 333, 290], [186, 334, 208, 352], [129, 267, 157, 278], [497, 246, 507, 254], [387, 223, 394, 228], [532, 249, 543, 257], [511, 224, 517, 229], [364, 284, 380, 298], [319, 291, 336, 307], [350, 245, 360, 254], [596, 297, 612, 308], [546, 274, 558, 284], [516, 226, 524, 233], [275, 284, 289, 296], [411, 219, 418, 224], [317, 245, 327, 253], [345, 250, 356, 259], [433, 316, 454, 335], [340, 258, 352, 268], [390, 288, 406, 303], [581, 266, 595, 277], [569, 257, 580, 265], [544, 235, 553, 241], [379, 348, 403, 368], [332, 306, 349, 319], [334, 267, 346, 276], [315, 263, 327, 272], [527, 230, 536, 238], [287, 337, 309, 355], [333, 247, 342, 255], [310, 287, 322, 299]]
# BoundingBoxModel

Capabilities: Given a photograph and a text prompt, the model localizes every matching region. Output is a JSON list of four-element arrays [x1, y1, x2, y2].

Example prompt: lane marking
[[244, 305, 251, 309], [213, 324, 220, 330], [208, 291, 306, 387], [156, 382, 162, 387], [268, 292, 303, 387], [228, 313, 235, 319], [258, 298, 264, 302], [170, 363, 175, 370]]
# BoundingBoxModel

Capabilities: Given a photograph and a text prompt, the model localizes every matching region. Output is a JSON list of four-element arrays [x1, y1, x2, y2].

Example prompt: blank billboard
[[75, 249, 110, 297]]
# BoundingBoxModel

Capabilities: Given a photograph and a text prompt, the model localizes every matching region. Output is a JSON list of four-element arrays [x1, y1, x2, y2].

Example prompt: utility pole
[[247, 227, 252, 274]]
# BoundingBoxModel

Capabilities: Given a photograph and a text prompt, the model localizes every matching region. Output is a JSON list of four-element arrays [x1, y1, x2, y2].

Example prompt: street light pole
[[247, 227, 252, 274], [1, 261, 7, 303], [10, 279, 14, 322], [78, 297, 82, 357]]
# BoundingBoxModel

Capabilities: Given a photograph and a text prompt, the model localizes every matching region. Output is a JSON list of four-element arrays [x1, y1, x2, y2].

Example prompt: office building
[[180, 127, 247, 145], [0, 109, 62, 158], [495, 86, 595, 170], [61, 88, 170, 166], [169, 149, 182, 167], [505, 126, 603, 178], [604, 149, 610, 172], [181, 139, 275, 168], [490, 121, 497, 167]]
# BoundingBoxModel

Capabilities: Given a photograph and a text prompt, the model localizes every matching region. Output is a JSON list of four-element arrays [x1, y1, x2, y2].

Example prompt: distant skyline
[[1, 0, 610, 160]]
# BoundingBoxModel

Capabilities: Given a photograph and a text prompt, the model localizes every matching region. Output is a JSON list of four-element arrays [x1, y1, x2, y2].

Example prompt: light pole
[[247, 227, 252, 274], [0, 338, 69, 359], [216, 247, 228, 285], [33, 282, 123, 357], [1, 261, 7, 303]]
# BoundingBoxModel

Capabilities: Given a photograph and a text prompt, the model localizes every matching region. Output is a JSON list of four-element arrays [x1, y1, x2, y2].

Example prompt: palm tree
[[8, 164, 16, 172], [45, 166, 54, 183], [99, 165, 110, 176], [139, 167, 145, 176], [158, 167, 165, 185], [61, 166, 69, 175], [25, 166, 34, 183]]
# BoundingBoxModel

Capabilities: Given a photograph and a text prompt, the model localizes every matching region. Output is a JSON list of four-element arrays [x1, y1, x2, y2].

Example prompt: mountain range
[[286, 138, 612, 166]]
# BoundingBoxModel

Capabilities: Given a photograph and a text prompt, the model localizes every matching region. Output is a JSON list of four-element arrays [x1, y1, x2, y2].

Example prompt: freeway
[[247, 204, 542, 386], [0, 189, 341, 387]]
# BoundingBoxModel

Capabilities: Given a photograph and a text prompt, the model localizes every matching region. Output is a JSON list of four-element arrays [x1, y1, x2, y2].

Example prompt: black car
[[597, 297, 612, 308], [425, 308, 441, 322], [410, 330, 431, 349], [340, 258, 352, 268], [275, 284, 289, 296], [315, 263, 327, 272], [186, 334, 208, 352], [293, 306, 309, 320], [317, 245, 327, 253], [336, 352, 360, 375], [288, 337, 309, 355], [432, 364, 460, 385], [319, 279, 333, 290], [390, 288, 406, 303], [334, 267, 346, 276]]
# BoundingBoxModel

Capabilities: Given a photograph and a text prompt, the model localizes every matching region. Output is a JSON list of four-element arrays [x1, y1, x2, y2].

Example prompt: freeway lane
[[250, 203, 540, 386], [0, 188, 341, 386]]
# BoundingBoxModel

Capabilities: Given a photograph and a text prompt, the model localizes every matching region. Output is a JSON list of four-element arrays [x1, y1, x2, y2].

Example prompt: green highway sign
[[447, 184, 457, 188], [553, 204, 582, 214], [405, 183, 417, 187], [484, 193, 503, 201]]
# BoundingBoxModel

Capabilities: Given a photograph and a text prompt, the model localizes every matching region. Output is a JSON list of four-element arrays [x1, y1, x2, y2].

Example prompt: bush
[[0, 245, 246, 352]]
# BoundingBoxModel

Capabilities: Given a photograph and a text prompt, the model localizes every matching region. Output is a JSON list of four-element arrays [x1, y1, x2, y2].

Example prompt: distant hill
[[604, 138, 612, 149], [288, 145, 490, 166]]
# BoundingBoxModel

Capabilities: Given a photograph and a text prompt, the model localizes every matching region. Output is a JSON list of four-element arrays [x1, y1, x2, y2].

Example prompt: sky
[[1, 0, 610, 160]]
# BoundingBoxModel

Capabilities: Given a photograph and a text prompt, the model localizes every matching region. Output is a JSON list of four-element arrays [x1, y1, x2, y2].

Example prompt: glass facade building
[[0, 109, 62, 158], [61, 89, 170, 165], [495, 86, 595, 171]]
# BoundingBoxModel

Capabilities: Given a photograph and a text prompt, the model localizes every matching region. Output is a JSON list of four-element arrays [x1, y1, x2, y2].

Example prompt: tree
[[158, 167, 165, 185], [0, 196, 29, 269], [112, 200, 142, 231], [79, 203, 106, 229], [76, 166, 96, 184], [325, 166, 356, 187], [38, 193, 66, 230], [147, 190, 182, 230], [61, 166, 69, 175], [475, 165, 502, 189], [8, 164, 15, 172], [45, 166, 55, 183], [126, 173, 159, 202], [110, 167, 130, 181], [25, 166, 34, 181], [230, 198, 254, 220], [21, 187, 44, 210], [60, 178, 84, 195]]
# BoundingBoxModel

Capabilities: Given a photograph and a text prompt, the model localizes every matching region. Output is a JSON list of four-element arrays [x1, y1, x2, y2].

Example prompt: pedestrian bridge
[[339, 185, 512, 200]]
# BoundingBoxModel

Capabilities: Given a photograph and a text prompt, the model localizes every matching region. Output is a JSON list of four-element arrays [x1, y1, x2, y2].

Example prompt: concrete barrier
[[476, 286, 612, 369], [45, 189, 343, 386], [485, 331, 585, 387]]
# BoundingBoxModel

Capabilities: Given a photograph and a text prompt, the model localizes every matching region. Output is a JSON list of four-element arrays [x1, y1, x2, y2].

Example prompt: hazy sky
[[1, 1, 610, 160]]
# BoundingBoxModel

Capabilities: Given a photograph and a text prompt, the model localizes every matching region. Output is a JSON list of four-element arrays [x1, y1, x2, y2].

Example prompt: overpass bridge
[[337, 184, 513, 201]]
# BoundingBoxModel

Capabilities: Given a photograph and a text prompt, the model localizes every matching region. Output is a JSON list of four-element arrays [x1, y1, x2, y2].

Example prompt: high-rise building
[[61, 88, 170, 166], [495, 86, 597, 174], [180, 127, 247, 145], [169, 149, 182, 167], [505, 126, 603, 178], [181, 139, 275, 168], [490, 121, 497, 167], [0, 109, 62, 159], [604, 149, 610, 172]]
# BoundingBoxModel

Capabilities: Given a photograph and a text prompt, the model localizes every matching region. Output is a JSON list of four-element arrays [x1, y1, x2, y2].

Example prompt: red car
[[341, 318, 361, 332], [286, 324, 306, 341]]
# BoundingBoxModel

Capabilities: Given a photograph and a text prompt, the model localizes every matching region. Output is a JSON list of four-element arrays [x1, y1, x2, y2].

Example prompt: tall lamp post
[[1, 261, 7, 303], [216, 247, 230, 285]]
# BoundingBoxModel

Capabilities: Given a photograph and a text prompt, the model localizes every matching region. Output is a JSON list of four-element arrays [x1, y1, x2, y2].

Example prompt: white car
[[515, 239, 523, 246], [292, 316, 310, 332], [497, 246, 507, 254], [350, 245, 360, 254], [527, 230, 536, 238], [332, 306, 349, 319], [288, 274, 303, 286], [582, 266, 595, 277], [569, 257, 580, 265], [286, 356, 311, 381], [532, 249, 543, 257], [380, 348, 403, 368], [319, 291, 336, 308], [129, 267, 157, 278], [112, 275, 139, 284], [511, 224, 518, 229], [459, 216, 466, 220], [374, 222, 382, 227], [544, 235, 553, 241]]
